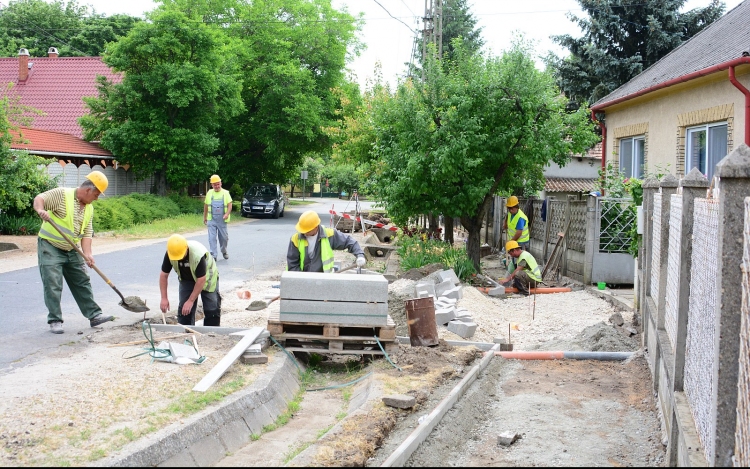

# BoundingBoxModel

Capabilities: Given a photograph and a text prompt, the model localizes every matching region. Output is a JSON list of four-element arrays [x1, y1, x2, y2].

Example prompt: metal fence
[[598, 197, 636, 253]]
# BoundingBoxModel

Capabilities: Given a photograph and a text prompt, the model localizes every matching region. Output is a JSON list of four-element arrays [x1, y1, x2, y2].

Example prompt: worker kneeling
[[160, 234, 221, 326], [287, 210, 366, 272], [499, 240, 542, 296]]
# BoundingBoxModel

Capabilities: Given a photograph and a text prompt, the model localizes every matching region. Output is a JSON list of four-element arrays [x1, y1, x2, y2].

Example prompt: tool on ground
[[46, 218, 149, 313]]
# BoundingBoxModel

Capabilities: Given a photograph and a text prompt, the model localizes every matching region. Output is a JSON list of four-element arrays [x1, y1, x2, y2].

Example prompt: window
[[686, 123, 727, 180], [619, 136, 645, 178]]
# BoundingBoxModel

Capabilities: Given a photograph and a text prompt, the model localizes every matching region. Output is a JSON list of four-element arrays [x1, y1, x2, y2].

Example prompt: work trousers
[[37, 238, 103, 324], [513, 270, 538, 296], [207, 219, 228, 260], [177, 278, 221, 326]]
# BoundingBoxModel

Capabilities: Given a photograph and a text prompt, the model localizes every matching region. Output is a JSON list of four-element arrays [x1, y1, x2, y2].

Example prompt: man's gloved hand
[[356, 256, 366, 267]]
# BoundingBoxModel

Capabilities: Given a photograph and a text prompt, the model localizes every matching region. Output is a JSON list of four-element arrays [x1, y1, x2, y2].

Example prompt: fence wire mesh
[[598, 197, 635, 253], [664, 195, 682, 351], [735, 197, 750, 466], [650, 193, 663, 300], [684, 197, 719, 462], [568, 202, 587, 252], [531, 200, 545, 241]]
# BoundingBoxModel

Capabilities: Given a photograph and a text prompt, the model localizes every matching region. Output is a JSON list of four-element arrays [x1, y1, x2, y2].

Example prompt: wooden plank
[[323, 325, 339, 337], [192, 327, 263, 393], [276, 332, 395, 342], [328, 340, 344, 351], [282, 347, 385, 355], [149, 324, 265, 336]]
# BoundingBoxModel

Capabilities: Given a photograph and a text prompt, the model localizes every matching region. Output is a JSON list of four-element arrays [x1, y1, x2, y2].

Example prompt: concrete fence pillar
[[656, 174, 679, 330], [640, 178, 660, 341], [583, 195, 597, 285], [710, 143, 750, 467]]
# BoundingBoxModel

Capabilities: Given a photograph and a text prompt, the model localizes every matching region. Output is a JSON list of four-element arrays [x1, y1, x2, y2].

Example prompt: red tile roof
[[544, 177, 598, 193], [0, 56, 121, 138], [10, 127, 112, 157]]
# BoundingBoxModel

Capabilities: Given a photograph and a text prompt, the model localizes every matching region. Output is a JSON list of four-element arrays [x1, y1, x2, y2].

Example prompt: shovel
[[45, 218, 150, 313], [246, 263, 359, 311]]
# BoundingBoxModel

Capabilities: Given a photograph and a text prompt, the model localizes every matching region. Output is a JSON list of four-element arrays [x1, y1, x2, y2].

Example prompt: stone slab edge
[[381, 343, 501, 466], [585, 287, 634, 312], [96, 353, 300, 467]]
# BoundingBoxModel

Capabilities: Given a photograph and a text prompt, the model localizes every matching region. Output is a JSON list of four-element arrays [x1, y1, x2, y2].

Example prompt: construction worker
[[33, 171, 114, 334], [287, 210, 366, 272], [160, 234, 221, 326], [499, 240, 542, 296], [503, 195, 530, 251], [203, 174, 232, 261]]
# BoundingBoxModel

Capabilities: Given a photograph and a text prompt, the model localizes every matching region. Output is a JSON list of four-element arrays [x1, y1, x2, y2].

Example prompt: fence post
[[562, 197, 571, 276], [710, 143, 750, 467], [583, 195, 597, 285], [543, 197, 552, 263], [656, 175, 679, 330], [640, 177, 660, 383]]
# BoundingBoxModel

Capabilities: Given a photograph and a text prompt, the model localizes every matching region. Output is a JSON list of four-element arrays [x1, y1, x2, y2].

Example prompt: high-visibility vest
[[169, 241, 219, 292], [204, 189, 232, 222], [291, 227, 335, 273], [38, 188, 93, 247], [509, 250, 542, 282], [507, 209, 530, 243]]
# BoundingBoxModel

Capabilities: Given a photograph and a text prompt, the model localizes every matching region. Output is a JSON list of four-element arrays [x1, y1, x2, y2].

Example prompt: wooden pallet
[[279, 338, 399, 355]]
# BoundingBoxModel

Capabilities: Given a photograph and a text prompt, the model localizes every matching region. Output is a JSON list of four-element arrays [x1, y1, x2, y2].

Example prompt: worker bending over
[[502, 196, 530, 251], [499, 240, 542, 296], [287, 210, 366, 272], [160, 234, 221, 326]]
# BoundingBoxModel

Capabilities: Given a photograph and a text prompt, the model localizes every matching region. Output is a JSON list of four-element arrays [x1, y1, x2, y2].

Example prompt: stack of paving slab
[[413, 268, 477, 339], [279, 271, 389, 326]]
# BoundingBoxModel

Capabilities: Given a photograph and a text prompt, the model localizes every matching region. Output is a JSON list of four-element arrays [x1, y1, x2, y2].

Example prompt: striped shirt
[[39, 187, 94, 251]]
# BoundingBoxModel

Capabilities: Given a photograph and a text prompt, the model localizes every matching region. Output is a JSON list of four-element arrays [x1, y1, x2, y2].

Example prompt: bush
[[0, 213, 41, 235], [93, 193, 183, 231], [396, 236, 476, 281], [168, 193, 205, 214], [0, 151, 58, 217]]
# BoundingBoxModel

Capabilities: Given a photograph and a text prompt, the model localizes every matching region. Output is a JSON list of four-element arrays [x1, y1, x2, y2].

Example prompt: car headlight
[[242, 198, 249, 204]]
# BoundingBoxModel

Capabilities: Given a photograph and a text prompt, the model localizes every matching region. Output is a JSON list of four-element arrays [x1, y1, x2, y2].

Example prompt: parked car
[[241, 184, 286, 218]]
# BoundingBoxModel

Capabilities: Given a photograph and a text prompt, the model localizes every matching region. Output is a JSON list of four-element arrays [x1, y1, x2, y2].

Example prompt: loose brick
[[382, 394, 416, 409]]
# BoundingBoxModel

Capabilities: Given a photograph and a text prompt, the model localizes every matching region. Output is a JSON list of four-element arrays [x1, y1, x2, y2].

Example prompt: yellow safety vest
[[204, 189, 232, 222], [38, 188, 93, 247], [508, 250, 542, 282], [507, 210, 530, 243], [291, 227, 335, 273], [170, 241, 219, 292]]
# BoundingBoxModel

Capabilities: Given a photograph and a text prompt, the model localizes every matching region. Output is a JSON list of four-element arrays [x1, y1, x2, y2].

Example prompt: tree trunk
[[153, 169, 168, 196], [428, 212, 440, 239], [444, 216, 454, 245], [289, 185, 296, 198], [461, 214, 484, 271]]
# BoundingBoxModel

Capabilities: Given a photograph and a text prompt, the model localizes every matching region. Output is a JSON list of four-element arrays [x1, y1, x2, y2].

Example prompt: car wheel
[[273, 204, 280, 219]]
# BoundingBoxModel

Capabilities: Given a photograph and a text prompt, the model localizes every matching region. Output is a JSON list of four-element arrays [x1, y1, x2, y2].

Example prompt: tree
[[0, 0, 140, 57], [79, 9, 244, 195], [549, 0, 725, 106], [367, 40, 598, 270], [289, 155, 324, 198]]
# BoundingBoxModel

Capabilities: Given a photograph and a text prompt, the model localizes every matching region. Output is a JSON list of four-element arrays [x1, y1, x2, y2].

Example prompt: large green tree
[[549, 0, 725, 105], [367, 40, 598, 270], [0, 0, 140, 57], [79, 8, 244, 194]]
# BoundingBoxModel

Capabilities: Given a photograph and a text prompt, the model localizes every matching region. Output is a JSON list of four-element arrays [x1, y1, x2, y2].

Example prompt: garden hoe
[[46, 218, 150, 313]]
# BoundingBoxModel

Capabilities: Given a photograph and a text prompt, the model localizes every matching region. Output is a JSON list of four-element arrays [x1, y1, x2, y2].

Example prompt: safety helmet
[[506, 196, 519, 208], [209, 174, 221, 184], [86, 170, 108, 193], [296, 210, 321, 233], [167, 234, 188, 260], [505, 240, 520, 252]]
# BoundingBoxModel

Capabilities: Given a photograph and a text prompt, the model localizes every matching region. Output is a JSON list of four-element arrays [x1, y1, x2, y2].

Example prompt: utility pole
[[421, 0, 443, 82]]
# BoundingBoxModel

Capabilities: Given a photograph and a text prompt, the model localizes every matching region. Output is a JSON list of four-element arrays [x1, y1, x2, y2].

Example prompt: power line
[[371, 0, 418, 34]]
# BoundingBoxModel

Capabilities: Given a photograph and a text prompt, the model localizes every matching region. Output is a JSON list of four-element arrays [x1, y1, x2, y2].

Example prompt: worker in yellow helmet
[[499, 240, 542, 296], [160, 234, 221, 326], [287, 210, 366, 272], [502, 195, 530, 251], [33, 171, 113, 334], [203, 174, 232, 261]]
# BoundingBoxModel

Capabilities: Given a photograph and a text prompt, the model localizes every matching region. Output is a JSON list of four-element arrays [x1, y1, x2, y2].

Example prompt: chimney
[[48, 47, 58, 58], [18, 48, 29, 82]]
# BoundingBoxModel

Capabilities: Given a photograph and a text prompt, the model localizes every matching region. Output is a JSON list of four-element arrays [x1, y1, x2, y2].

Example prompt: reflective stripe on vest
[[513, 250, 541, 282], [291, 227, 335, 272], [169, 241, 219, 292], [507, 210, 530, 243], [38, 188, 93, 245]]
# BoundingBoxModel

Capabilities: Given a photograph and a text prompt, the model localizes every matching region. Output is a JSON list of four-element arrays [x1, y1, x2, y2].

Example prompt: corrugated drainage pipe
[[485, 350, 633, 361]]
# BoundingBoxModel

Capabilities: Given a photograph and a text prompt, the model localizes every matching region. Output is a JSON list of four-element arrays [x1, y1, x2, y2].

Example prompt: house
[[541, 142, 602, 200], [590, 0, 750, 182]]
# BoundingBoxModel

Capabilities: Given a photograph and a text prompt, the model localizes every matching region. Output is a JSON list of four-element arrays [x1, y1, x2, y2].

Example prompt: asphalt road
[[0, 197, 379, 371]]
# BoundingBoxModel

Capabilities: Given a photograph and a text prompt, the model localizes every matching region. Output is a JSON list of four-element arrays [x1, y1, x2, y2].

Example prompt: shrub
[[396, 236, 476, 281], [0, 213, 41, 235], [168, 193, 205, 214], [93, 193, 182, 231]]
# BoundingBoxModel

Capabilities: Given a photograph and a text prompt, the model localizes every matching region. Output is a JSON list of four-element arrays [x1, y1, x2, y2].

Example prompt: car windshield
[[249, 186, 276, 197]]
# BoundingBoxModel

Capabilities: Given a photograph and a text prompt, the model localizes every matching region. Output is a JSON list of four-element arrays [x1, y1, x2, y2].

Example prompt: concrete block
[[415, 290, 435, 300], [245, 344, 262, 354], [279, 299, 388, 326], [497, 432, 519, 446], [188, 434, 225, 467], [452, 316, 474, 323], [241, 354, 269, 365], [493, 337, 507, 344], [437, 297, 457, 305], [280, 271, 388, 302], [437, 269, 461, 286], [442, 286, 463, 300], [382, 394, 416, 409], [488, 286, 505, 296], [158, 450, 196, 467], [216, 419, 252, 453], [434, 279, 454, 297], [415, 282, 436, 298], [447, 320, 477, 339], [435, 308, 456, 325]]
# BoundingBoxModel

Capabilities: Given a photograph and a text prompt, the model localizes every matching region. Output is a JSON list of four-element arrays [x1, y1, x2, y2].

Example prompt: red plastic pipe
[[729, 65, 750, 146], [504, 287, 572, 294]]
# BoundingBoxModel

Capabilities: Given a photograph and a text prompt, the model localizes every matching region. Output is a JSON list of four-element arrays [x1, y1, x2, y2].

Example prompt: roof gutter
[[729, 64, 750, 146], [11, 149, 114, 159], [590, 109, 607, 186]]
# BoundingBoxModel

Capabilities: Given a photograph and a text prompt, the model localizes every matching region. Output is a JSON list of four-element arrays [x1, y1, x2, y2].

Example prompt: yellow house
[[591, 0, 750, 181]]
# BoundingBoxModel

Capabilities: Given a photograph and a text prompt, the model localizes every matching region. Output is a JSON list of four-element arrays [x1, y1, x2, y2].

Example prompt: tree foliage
[[79, 8, 244, 195], [548, 0, 725, 105], [364, 40, 598, 270], [0, 0, 141, 57]]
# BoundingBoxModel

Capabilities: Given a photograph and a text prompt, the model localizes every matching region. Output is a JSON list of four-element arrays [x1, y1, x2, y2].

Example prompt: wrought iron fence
[[598, 197, 636, 253]]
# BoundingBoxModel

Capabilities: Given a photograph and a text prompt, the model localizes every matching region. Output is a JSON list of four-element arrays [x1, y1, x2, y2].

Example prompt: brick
[[382, 394, 416, 409], [280, 271, 388, 302], [447, 320, 477, 339], [279, 299, 388, 326], [240, 354, 268, 365], [437, 269, 460, 286], [435, 308, 456, 325]]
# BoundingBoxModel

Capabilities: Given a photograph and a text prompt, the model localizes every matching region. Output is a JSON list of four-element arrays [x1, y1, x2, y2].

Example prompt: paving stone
[[279, 299, 388, 326], [382, 394, 416, 409], [437, 269, 461, 286], [280, 271, 388, 302], [452, 316, 474, 323], [437, 297, 457, 305], [245, 344, 262, 354], [442, 286, 463, 300], [488, 286, 506, 296], [493, 337, 507, 344], [240, 354, 269, 365], [447, 320, 477, 338], [434, 279, 454, 297], [435, 308, 456, 325], [415, 282, 436, 298], [497, 431, 520, 446]]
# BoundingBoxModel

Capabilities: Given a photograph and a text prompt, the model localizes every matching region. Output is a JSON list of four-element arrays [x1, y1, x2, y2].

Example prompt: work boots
[[90, 314, 114, 327], [49, 322, 63, 334]]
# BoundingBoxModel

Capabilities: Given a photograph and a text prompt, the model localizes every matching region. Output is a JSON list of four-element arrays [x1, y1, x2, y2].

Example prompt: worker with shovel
[[33, 171, 114, 334], [499, 240, 542, 296], [287, 210, 366, 273], [160, 234, 221, 326]]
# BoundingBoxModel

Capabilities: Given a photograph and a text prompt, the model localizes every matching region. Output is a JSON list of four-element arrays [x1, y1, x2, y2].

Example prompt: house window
[[686, 123, 727, 180], [619, 136, 645, 178]]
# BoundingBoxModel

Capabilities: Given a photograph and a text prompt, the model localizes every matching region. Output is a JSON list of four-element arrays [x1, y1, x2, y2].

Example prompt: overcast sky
[[76, 0, 744, 89]]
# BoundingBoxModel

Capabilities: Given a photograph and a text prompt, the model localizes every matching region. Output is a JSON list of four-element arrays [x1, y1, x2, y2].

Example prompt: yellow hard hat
[[506, 196, 519, 207], [86, 170, 108, 193], [167, 234, 188, 260], [209, 174, 221, 184], [296, 210, 321, 233], [506, 240, 520, 252]]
